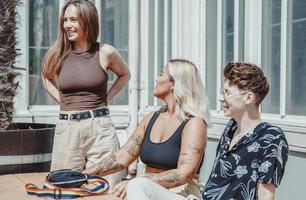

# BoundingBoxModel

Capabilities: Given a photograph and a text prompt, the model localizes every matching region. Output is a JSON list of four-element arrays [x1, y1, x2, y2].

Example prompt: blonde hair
[[165, 59, 211, 126], [43, 0, 99, 80]]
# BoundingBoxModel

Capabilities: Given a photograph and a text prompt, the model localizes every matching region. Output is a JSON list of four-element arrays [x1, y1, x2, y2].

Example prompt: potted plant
[[0, 0, 55, 174]]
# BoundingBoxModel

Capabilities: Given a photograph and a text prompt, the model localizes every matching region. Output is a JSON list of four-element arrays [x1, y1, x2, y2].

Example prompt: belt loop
[[89, 110, 94, 119], [67, 113, 71, 122]]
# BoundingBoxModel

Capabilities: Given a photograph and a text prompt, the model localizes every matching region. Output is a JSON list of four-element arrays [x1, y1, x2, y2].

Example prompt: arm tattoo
[[187, 144, 201, 154], [154, 171, 181, 185], [187, 167, 197, 179], [179, 152, 188, 156], [95, 154, 123, 175], [178, 158, 192, 166], [124, 133, 142, 157], [178, 152, 192, 165]]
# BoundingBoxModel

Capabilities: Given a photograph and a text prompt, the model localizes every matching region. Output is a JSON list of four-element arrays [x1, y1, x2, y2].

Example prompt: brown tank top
[[57, 42, 108, 111]]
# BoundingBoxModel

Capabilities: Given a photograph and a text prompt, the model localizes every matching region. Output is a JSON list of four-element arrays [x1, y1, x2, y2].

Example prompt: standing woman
[[42, 0, 130, 187]]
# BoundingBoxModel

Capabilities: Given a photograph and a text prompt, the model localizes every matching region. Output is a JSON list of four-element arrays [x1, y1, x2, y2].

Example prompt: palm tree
[[0, 0, 20, 130]]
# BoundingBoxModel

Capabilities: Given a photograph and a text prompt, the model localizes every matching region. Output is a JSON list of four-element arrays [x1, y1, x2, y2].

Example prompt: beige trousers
[[126, 176, 202, 200], [50, 115, 124, 187]]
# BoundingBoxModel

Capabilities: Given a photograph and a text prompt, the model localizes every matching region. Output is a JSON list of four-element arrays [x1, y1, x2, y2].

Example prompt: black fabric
[[47, 169, 87, 188], [139, 112, 193, 170], [202, 119, 288, 200]]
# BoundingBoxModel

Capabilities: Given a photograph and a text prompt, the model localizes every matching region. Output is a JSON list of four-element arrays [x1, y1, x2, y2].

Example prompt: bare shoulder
[[138, 111, 155, 128], [143, 111, 155, 120], [183, 116, 207, 137], [99, 43, 117, 57], [128, 112, 155, 141], [185, 117, 207, 129]]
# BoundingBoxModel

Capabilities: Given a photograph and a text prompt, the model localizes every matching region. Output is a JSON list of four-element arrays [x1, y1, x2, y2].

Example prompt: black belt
[[59, 108, 109, 120]]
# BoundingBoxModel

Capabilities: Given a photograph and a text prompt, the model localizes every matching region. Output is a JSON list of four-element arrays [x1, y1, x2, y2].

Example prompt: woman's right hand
[[111, 180, 129, 199]]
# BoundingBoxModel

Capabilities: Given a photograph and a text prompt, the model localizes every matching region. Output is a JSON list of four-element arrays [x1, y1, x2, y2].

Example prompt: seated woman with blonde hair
[[84, 59, 210, 200]]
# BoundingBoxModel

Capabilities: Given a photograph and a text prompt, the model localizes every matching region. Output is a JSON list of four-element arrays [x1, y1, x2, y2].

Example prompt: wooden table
[[0, 172, 120, 199]]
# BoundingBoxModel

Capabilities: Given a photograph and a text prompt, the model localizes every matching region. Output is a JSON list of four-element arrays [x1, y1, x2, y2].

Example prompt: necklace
[[72, 48, 90, 54], [72, 43, 93, 54]]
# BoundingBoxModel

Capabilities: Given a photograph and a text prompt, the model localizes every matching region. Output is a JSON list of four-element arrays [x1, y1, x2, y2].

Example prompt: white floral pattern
[[247, 142, 260, 152], [202, 119, 288, 200], [258, 160, 272, 173], [234, 165, 248, 178], [251, 171, 257, 182]]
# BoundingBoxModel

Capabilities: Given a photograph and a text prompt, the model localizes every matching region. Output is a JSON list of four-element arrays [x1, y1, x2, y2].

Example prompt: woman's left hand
[[111, 180, 129, 199]]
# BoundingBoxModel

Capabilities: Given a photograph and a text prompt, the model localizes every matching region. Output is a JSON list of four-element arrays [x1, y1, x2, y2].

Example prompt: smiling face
[[154, 65, 174, 100], [63, 5, 86, 42], [219, 79, 249, 118]]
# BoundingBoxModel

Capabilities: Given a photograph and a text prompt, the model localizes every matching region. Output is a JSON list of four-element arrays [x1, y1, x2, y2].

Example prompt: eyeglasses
[[220, 88, 248, 99]]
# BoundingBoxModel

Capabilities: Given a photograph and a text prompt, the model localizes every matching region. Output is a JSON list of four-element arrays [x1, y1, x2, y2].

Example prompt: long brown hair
[[43, 0, 99, 80]]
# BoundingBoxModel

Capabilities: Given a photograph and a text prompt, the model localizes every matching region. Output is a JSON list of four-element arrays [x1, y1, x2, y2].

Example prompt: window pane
[[262, 0, 281, 26], [205, 0, 218, 109], [223, 0, 234, 64], [287, 0, 306, 115], [101, 0, 129, 105], [148, 0, 172, 106], [261, 0, 281, 114], [222, 0, 244, 64], [29, 0, 59, 105], [292, 0, 306, 20]]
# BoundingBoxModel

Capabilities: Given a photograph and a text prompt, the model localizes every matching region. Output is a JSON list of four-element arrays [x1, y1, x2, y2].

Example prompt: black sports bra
[[139, 112, 203, 172]]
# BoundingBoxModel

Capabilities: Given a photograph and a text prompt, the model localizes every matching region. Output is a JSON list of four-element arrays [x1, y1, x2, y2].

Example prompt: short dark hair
[[224, 62, 270, 105]]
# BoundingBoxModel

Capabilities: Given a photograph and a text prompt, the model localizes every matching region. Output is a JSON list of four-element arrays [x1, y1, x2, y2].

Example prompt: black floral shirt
[[202, 119, 288, 200]]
